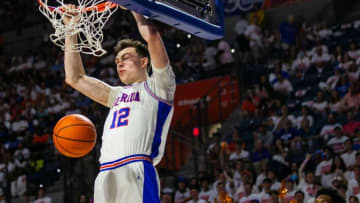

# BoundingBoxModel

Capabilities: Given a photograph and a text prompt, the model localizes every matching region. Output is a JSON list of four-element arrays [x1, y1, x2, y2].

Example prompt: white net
[[39, 0, 118, 56]]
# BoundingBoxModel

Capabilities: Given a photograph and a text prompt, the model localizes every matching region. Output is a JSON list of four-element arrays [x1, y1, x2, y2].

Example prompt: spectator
[[331, 175, 348, 200], [244, 20, 263, 64], [33, 187, 52, 203], [328, 90, 343, 113], [279, 16, 298, 57], [326, 156, 347, 187], [253, 124, 274, 149], [202, 41, 218, 73], [294, 190, 305, 203], [343, 111, 360, 136], [199, 177, 216, 202], [315, 147, 333, 180], [255, 163, 268, 188], [307, 91, 328, 115], [319, 69, 341, 92], [342, 81, 360, 112], [161, 188, 174, 203], [292, 52, 310, 74], [276, 105, 296, 130], [213, 182, 233, 203], [283, 179, 296, 203], [298, 154, 315, 201], [327, 126, 348, 154], [316, 24, 332, 40], [267, 170, 281, 191], [237, 182, 259, 203], [187, 186, 206, 203], [315, 187, 345, 203], [216, 39, 234, 73], [336, 74, 350, 97], [269, 63, 289, 85], [251, 140, 271, 163], [348, 166, 360, 197], [273, 74, 293, 96], [79, 194, 89, 203], [232, 160, 244, 188], [258, 178, 272, 202], [241, 90, 260, 116], [296, 106, 313, 129], [350, 195, 360, 203], [229, 142, 249, 161], [234, 15, 249, 54], [174, 177, 189, 203], [320, 113, 341, 140], [270, 190, 280, 203], [348, 42, 360, 60], [297, 116, 315, 139], [341, 139, 356, 169]]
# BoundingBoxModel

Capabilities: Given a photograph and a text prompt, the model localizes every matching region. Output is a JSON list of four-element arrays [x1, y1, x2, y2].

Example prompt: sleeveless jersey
[[100, 64, 176, 167]]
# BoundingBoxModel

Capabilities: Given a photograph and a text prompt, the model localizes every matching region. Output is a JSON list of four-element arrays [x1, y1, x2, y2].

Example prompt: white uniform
[[94, 64, 176, 203]]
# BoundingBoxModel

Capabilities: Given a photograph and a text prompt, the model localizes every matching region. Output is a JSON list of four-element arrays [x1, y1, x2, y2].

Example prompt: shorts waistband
[[99, 154, 152, 172]]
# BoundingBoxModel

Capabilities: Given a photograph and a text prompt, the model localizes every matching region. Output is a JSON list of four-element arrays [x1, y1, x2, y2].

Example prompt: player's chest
[[112, 87, 155, 109]]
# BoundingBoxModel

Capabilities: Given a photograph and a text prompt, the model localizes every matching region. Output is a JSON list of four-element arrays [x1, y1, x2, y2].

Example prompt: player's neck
[[123, 74, 148, 86]]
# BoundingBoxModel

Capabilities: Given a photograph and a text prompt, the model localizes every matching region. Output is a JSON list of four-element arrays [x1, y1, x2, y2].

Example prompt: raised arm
[[298, 153, 311, 181], [63, 5, 112, 108], [131, 11, 169, 69]]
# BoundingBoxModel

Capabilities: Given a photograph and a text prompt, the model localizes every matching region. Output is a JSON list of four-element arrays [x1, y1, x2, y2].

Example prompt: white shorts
[[94, 154, 160, 203]]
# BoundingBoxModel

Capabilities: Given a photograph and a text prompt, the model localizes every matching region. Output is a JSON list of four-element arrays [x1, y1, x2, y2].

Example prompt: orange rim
[[38, 0, 118, 13]]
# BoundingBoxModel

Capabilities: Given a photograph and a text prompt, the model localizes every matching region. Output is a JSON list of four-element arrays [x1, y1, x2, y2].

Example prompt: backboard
[[110, 0, 224, 40]]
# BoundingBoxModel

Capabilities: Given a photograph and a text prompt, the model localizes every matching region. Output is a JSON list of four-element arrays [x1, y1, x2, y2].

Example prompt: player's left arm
[[132, 11, 176, 101], [132, 11, 168, 70]]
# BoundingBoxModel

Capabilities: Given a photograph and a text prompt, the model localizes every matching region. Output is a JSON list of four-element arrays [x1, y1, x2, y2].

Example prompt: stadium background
[[2, 0, 360, 202]]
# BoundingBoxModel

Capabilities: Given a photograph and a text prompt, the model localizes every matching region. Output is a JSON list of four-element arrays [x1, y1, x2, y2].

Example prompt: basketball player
[[63, 5, 175, 202]]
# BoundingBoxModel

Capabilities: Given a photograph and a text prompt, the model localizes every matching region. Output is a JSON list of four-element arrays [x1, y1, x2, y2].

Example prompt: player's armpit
[[66, 75, 112, 108]]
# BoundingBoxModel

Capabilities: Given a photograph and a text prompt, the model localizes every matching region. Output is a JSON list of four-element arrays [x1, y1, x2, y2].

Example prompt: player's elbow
[[65, 74, 84, 87]]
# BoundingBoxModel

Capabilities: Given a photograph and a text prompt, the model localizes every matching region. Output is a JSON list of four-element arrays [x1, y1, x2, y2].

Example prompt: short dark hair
[[316, 187, 345, 203], [295, 190, 305, 197], [114, 39, 149, 59], [189, 185, 200, 191]]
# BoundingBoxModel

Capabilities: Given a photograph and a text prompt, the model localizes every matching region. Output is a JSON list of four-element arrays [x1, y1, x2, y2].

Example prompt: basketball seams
[[54, 135, 85, 157], [56, 123, 96, 136], [53, 133, 95, 143]]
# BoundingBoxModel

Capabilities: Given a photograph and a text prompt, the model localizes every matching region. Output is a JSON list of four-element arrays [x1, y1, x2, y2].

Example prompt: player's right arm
[[63, 5, 112, 108]]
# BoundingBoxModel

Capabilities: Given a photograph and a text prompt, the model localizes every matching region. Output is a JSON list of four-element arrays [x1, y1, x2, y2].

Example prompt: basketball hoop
[[38, 0, 118, 56]]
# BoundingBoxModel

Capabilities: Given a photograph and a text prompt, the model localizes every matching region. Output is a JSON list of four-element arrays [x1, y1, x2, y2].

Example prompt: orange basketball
[[53, 114, 97, 158]]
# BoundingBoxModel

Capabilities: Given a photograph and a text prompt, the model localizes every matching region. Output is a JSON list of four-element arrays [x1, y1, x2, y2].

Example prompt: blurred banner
[[223, 0, 264, 15], [171, 76, 240, 129], [223, 0, 308, 15]]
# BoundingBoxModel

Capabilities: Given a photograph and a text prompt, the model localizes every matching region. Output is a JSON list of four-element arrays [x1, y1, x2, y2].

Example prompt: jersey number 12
[[110, 107, 130, 129]]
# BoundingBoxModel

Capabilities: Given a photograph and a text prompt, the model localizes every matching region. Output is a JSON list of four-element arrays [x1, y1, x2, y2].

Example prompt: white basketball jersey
[[100, 64, 176, 166]]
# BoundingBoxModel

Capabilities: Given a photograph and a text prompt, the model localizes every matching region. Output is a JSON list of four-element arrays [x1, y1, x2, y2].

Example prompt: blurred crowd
[[159, 13, 360, 203]]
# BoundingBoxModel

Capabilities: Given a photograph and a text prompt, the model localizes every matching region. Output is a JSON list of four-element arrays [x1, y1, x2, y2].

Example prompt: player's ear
[[141, 57, 149, 70]]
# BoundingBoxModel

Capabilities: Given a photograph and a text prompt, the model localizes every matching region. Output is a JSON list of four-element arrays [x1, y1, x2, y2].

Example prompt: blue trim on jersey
[[150, 101, 172, 160], [144, 81, 173, 106], [99, 154, 152, 172], [100, 159, 149, 172], [100, 154, 151, 166], [143, 161, 160, 203]]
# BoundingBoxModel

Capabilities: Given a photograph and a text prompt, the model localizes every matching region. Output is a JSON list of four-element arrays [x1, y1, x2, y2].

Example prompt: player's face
[[115, 47, 148, 85]]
